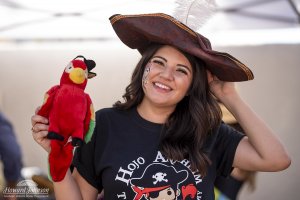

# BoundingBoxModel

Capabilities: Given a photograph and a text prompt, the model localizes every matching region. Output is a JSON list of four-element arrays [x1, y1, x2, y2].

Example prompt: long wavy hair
[[114, 43, 222, 176]]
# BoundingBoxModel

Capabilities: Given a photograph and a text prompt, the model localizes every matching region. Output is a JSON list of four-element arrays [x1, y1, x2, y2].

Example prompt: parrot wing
[[83, 94, 95, 143], [37, 85, 60, 117]]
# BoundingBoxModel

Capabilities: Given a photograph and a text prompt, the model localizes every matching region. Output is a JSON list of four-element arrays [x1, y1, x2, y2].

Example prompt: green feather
[[84, 120, 95, 143]]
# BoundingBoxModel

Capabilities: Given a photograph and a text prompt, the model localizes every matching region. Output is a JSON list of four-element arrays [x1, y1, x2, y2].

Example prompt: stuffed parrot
[[37, 55, 96, 182]]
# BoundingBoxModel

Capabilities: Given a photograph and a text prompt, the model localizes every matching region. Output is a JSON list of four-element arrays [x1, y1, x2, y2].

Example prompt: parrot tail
[[48, 141, 74, 182]]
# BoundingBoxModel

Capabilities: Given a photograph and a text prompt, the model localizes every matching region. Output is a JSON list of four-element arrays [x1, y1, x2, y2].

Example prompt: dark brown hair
[[114, 43, 222, 175]]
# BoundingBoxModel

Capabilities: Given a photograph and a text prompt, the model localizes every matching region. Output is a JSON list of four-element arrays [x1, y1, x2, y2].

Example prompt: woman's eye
[[153, 60, 165, 66], [177, 68, 188, 75]]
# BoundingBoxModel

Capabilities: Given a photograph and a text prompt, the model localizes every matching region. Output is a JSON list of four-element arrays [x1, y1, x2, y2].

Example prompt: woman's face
[[142, 45, 193, 109]]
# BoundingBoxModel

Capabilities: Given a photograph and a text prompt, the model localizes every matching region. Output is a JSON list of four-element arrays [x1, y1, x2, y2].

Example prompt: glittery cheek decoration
[[142, 64, 151, 87]]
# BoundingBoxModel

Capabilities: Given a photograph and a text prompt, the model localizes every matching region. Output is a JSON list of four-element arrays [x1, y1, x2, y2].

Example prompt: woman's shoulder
[[204, 122, 244, 151], [96, 107, 116, 115], [211, 122, 242, 136], [95, 107, 118, 117], [96, 107, 127, 115], [95, 107, 132, 121]]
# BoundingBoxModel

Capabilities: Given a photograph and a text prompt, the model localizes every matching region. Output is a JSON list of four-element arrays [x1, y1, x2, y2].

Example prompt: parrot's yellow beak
[[70, 68, 86, 84]]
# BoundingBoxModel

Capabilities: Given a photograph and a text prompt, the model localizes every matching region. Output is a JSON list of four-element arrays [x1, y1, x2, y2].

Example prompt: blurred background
[[0, 0, 299, 199]]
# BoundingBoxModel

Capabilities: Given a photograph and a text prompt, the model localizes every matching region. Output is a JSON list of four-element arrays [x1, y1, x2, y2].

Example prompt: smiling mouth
[[153, 82, 172, 91]]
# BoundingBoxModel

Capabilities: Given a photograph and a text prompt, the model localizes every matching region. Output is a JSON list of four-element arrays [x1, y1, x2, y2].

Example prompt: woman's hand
[[31, 107, 51, 153], [206, 70, 238, 102]]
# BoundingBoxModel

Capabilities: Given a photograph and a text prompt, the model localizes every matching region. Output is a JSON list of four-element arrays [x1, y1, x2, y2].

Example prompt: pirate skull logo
[[152, 172, 168, 185]]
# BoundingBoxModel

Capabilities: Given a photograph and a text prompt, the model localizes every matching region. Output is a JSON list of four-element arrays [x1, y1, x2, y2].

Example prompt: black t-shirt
[[73, 107, 244, 200]]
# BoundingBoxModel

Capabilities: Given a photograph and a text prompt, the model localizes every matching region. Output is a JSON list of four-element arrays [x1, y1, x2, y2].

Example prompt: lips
[[153, 82, 172, 91]]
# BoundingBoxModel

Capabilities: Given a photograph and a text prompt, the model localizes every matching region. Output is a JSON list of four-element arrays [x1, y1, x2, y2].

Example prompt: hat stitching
[[213, 52, 253, 80], [110, 13, 197, 37]]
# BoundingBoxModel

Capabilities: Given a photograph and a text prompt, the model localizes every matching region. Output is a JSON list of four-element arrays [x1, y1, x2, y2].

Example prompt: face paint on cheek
[[142, 65, 151, 87]]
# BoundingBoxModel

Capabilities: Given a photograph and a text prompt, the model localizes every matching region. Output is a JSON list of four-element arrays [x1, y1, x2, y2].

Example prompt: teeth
[[155, 82, 171, 90]]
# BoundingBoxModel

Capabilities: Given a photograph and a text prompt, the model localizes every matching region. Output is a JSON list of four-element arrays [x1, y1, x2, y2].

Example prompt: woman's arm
[[31, 112, 98, 200], [53, 169, 83, 200], [225, 93, 291, 171], [73, 168, 99, 200], [207, 72, 291, 171], [53, 169, 98, 200]]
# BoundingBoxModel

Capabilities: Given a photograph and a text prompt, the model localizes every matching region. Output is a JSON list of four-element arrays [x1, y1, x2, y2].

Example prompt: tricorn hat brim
[[110, 13, 254, 82]]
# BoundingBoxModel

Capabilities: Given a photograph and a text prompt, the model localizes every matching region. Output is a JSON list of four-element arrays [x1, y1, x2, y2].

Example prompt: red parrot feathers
[[37, 56, 96, 182]]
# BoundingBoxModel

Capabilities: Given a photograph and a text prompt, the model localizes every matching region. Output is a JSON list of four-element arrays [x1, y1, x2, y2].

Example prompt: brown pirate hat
[[110, 13, 254, 82]]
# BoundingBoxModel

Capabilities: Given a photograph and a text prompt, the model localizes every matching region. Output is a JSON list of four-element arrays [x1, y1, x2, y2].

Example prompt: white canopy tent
[[0, 0, 299, 44]]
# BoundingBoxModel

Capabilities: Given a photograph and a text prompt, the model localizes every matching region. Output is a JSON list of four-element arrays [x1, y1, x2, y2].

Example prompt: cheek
[[177, 76, 193, 93]]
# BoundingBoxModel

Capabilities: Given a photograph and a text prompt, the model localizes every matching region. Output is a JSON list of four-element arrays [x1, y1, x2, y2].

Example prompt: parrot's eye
[[65, 63, 73, 73]]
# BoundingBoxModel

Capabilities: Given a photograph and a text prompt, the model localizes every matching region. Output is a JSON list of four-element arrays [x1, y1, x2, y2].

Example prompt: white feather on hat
[[173, 0, 217, 31]]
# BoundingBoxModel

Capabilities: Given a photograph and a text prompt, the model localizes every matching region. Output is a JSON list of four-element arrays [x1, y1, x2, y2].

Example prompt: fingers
[[32, 121, 49, 132], [31, 107, 49, 139], [31, 113, 48, 127], [32, 129, 51, 153], [31, 120, 49, 141], [31, 106, 51, 152], [32, 129, 48, 142], [206, 70, 220, 84], [31, 120, 51, 153]]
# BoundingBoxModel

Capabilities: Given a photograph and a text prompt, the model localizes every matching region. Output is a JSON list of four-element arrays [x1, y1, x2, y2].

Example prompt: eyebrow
[[152, 55, 192, 74]]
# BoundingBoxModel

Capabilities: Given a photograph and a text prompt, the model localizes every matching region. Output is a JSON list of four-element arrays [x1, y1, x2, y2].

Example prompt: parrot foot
[[71, 137, 84, 147], [47, 132, 64, 141]]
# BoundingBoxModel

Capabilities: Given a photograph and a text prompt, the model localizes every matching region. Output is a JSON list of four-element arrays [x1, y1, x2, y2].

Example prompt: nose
[[159, 67, 174, 81]]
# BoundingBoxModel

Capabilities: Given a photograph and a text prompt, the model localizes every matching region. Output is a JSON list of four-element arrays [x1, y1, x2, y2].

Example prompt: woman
[[31, 13, 290, 200]]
